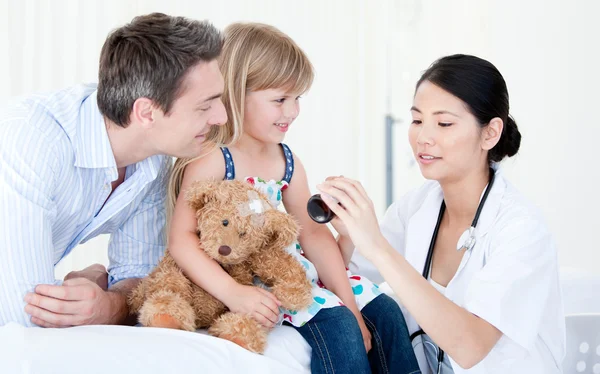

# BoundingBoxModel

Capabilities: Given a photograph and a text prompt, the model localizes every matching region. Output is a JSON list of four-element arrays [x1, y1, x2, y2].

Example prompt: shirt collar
[[73, 90, 116, 170]]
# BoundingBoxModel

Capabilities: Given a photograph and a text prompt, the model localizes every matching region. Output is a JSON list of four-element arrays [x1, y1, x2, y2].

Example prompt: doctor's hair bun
[[416, 54, 522, 163], [489, 115, 521, 162]]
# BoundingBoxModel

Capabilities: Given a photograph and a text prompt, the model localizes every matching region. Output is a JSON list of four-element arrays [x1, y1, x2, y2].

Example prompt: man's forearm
[[107, 278, 142, 325]]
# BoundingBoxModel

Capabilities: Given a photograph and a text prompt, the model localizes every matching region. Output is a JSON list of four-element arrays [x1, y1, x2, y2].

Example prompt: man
[[0, 13, 227, 327]]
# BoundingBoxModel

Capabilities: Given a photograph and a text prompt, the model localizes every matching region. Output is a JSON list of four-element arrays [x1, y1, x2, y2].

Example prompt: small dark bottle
[[307, 194, 335, 224]]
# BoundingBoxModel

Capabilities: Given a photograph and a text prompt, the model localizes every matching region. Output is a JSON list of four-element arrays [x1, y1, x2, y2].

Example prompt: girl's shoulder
[[183, 147, 227, 182]]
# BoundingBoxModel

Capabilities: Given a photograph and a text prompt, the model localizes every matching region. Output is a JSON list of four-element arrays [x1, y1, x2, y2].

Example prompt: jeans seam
[[313, 322, 336, 373], [363, 314, 388, 373], [308, 322, 333, 374]]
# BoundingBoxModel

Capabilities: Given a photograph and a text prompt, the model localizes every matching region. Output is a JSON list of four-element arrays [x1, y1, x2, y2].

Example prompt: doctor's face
[[409, 81, 487, 183]]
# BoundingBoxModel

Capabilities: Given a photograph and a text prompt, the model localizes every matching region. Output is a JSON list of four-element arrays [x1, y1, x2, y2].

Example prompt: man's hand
[[24, 277, 121, 328]]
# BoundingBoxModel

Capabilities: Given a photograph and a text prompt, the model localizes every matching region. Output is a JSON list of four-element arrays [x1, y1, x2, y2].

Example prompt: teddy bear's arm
[[224, 262, 255, 286], [250, 249, 313, 311]]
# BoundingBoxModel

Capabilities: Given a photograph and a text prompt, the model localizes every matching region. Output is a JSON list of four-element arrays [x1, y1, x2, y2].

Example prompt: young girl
[[167, 23, 420, 374]]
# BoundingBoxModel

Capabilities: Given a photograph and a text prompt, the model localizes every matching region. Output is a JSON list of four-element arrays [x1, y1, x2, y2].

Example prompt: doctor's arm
[[317, 177, 503, 369], [366, 244, 502, 368]]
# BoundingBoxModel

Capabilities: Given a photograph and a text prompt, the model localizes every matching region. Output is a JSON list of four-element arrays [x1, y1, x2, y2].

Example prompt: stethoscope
[[410, 167, 495, 374]]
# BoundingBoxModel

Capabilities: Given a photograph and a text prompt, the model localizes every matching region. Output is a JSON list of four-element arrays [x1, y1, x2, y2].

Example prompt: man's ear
[[481, 117, 503, 151], [131, 97, 156, 129], [185, 179, 223, 212]]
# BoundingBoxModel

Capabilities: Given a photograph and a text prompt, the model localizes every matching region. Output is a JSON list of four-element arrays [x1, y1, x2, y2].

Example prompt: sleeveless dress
[[220, 144, 382, 327]]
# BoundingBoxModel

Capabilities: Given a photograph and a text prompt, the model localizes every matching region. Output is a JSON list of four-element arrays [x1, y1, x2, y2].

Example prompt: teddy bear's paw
[[138, 290, 196, 331], [149, 314, 184, 329], [272, 283, 313, 311], [127, 280, 147, 315], [209, 313, 268, 354]]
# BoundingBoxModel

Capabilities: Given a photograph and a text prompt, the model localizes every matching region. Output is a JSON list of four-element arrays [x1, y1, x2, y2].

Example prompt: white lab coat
[[350, 167, 566, 374]]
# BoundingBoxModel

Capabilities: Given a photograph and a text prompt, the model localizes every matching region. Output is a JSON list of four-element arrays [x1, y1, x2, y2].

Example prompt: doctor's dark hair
[[97, 13, 223, 127], [416, 54, 521, 163]]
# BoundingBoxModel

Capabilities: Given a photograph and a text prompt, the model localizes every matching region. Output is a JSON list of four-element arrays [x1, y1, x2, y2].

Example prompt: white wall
[[386, 0, 600, 274], [0, 0, 597, 277]]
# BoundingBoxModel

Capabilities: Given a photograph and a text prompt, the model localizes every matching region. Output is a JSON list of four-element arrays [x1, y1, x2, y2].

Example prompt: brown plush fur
[[128, 179, 313, 353]]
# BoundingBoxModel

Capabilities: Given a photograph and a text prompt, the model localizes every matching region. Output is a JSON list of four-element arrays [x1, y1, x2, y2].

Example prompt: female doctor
[[317, 54, 565, 373]]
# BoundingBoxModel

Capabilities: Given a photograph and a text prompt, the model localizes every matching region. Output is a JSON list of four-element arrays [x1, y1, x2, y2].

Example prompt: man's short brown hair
[[97, 13, 222, 127]]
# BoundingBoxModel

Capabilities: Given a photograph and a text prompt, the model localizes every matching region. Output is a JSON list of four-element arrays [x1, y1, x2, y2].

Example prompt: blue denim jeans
[[290, 294, 421, 374]]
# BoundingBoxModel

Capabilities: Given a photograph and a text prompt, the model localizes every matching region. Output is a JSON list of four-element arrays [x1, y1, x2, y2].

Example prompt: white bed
[[1, 266, 597, 374], [0, 323, 311, 374]]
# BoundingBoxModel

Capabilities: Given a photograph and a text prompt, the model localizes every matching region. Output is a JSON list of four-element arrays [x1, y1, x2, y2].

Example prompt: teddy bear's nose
[[218, 245, 232, 256]]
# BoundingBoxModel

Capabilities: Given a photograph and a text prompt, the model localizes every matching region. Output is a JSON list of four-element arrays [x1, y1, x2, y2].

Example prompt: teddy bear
[[128, 179, 313, 353]]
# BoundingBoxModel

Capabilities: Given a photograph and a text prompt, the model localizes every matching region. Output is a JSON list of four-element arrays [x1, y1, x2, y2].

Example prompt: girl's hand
[[223, 283, 282, 328], [317, 177, 387, 261]]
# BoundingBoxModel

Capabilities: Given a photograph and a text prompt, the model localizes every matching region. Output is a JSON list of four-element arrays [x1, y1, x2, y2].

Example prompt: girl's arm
[[337, 234, 355, 267], [168, 150, 281, 327], [283, 156, 372, 351]]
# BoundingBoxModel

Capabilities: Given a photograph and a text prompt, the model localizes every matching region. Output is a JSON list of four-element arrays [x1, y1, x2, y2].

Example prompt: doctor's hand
[[323, 176, 350, 237], [317, 177, 387, 261], [24, 278, 117, 328]]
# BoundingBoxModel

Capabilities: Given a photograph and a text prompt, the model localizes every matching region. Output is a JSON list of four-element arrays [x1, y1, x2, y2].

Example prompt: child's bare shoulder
[[183, 147, 226, 182]]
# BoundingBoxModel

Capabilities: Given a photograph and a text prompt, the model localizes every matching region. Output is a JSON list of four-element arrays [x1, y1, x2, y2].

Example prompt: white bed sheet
[[3, 267, 595, 374], [0, 323, 311, 374]]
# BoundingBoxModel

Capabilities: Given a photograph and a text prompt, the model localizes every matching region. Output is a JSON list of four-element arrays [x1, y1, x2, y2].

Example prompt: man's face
[[150, 60, 227, 158]]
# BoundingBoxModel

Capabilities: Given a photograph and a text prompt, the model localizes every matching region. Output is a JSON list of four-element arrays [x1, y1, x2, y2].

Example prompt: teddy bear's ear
[[184, 179, 222, 212], [262, 209, 300, 250]]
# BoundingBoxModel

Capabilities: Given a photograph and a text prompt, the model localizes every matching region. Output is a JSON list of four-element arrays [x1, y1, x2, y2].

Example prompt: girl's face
[[409, 81, 490, 184], [244, 88, 301, 144]]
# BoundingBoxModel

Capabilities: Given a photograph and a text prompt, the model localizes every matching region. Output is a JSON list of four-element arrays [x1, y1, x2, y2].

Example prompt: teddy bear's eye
[[222, 220, 229, 227]]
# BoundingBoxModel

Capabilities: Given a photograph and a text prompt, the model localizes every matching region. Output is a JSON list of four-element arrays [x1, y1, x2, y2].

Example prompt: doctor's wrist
[[366, 241, 395, 266]]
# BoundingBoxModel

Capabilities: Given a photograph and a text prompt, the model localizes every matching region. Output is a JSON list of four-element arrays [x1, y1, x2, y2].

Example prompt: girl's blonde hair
[[166, 22, 314, 224]]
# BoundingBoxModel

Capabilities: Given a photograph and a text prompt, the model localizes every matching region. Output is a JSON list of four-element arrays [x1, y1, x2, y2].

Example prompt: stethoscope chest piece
[[456, 226, 477, 252]]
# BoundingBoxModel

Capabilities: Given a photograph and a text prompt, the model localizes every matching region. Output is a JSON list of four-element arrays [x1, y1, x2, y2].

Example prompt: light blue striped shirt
[[0, 84, 170, 327]]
